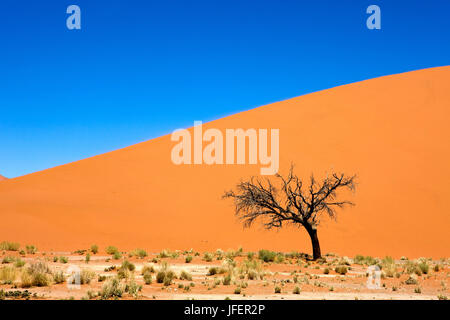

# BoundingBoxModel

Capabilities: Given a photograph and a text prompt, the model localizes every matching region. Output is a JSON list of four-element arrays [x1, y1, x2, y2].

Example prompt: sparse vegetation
[[0, 241, 20, 251]]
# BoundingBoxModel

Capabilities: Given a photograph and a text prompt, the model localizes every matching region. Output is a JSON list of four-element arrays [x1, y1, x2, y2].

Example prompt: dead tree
[[223, 165, 356, 260]]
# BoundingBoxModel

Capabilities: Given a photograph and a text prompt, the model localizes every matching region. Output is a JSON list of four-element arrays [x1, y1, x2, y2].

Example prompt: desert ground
[[0, 242, 448, 300]]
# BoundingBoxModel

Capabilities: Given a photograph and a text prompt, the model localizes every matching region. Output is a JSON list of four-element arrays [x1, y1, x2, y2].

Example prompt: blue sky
[[1, 0, 449, 178]]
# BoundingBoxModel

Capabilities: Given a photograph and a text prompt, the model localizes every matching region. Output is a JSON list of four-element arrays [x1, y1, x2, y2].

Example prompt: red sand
[[0, 66, 449, 258]]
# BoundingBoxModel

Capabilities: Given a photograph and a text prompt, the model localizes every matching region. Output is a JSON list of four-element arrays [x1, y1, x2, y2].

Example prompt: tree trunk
[[305, 225, 321, 260]]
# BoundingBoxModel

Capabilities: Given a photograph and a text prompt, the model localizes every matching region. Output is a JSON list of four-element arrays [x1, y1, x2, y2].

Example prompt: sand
[[0, 66, 449, 258]]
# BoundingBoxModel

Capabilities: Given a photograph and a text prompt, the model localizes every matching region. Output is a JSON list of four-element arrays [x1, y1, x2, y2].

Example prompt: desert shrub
[[30, 271, 50, 287], [53, 256, 58, 262], [405, 275, 418, 285], [53, 271, 65, 284], [121, 260, 136, 272], [0, 266, 17, 284], [90, 244, 99, 254], [106, 246, 119, 255], [274, 254, 285, 264], [234, 287, 241, 294], [0, 241, 20, 251], [99, 277, 124, 299], [158, 249, 171, 258], [247, 270, 258, 280], [28, 260, 51, 274], [433, 264, 440, 272], [354, 255, 377, 266], [132, 248, 147, 259], [104, 265, 116, 272], [141, 265, 155, 275], [156, 262, 175, 286], [143, 273, 152, 284], [258, 250, 277, 263], [85, 253, 91, 264], [86, 290, 97, 300], [98, 275, 107, 282], [335, 266, 348, 275], [125, 279, 142, 297], [59, 256, 68, 264], [180, 270, 192, 281], [203, 252, 213, 262], [405, 261, 423, 276], [2, 256, 14, 264], [80, 269, 96, 284], [21, 261, 51, 287], [117, 268, 131, 280], [381, 256, 396, 277], [323, 268, 330, 274], [414, 287, 422, 294], [14, 259, 25, 268], [222, 274, 232, 285], [112, 251, 122, 260], [437, 294, 448, 300], [293, 286, 301, 294], [19, 250, 26, 256], [25, 245, 37, 255], [208, 267, 218, 276], [274, 286, 281, 293], [418, 261, 429, 275], [185, 255, 193, 263]]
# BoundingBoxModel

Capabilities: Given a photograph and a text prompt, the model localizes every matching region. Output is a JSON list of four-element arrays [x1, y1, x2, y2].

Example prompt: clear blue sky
[[1, 0, 449, 178]]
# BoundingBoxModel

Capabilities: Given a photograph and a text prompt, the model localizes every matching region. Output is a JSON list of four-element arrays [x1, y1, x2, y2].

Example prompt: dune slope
[[1, 66, 449, 258], [0, 174, 6, 181]]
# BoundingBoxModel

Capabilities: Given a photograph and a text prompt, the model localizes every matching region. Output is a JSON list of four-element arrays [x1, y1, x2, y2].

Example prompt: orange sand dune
[[1, 67, 449, 258], [0, 174, 6, 181]]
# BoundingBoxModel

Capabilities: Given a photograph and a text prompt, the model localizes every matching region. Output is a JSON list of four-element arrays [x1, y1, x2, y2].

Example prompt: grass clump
[[0, 266, 17, 284], [155, 262, 176, 286], [90, 244, 99, 254], [323, 268, 330, 274], [0, 241, 20, 251], [222, 274, 232, 285], [112, 251, 122, 260], [293, 286, 301, 294], [143, 273, 152, 284], [274, 286, 281, 293], [2, 256, 15, 264], [141, 265, 155, 275], [131, 248, 147, 259], [185, 255, 193, 263], [59, 256, 68, 264], [258, 250, 277, 263], [53, 271, 65, 284], [180, 270, 193, 281], [25, 245, 37, 255], [21, 261, 51, 287], [203, 252, 213, 262], [80, 269, 96, 284], [208, 266, 226, 276], [335, 266, 348, 275], [99, 277, 124, 299], [106, 246, 119, 255]]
